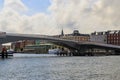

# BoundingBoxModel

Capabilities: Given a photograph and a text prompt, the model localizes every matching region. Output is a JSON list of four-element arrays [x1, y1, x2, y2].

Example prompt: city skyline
[[0, 0, 119, 35]]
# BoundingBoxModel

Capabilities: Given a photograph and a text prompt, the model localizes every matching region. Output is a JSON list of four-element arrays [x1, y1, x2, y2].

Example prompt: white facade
[[90, 34, 107, 43], [0, 32, 6, 38]]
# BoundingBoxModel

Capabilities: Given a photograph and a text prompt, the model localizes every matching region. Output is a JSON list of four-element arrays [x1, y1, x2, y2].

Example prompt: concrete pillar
[[0, 44, 2, 52], [105, 49, 109, 55]]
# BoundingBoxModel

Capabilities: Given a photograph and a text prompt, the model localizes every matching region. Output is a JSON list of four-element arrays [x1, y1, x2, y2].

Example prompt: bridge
[[0, 32, 120, 56]]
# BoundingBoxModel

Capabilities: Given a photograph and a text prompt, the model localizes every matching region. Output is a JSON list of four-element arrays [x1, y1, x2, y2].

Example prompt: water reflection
[[0, 53, 120, 80], [14, 53, 57, 58]]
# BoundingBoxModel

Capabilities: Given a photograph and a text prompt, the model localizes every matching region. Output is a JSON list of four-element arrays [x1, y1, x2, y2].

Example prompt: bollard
[[1, 51, 4, 59], [5, 52, 8, 58]]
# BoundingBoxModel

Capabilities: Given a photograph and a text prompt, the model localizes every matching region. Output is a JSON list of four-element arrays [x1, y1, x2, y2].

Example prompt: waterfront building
[[2, 43, 11, 50], [24, 43, 56, 53], [24, 40, 35, 46], [90, 30, 120, 46], [11, 40, 57, 53], [90, 31, 107, 43], [60, 30, 90, 42], [11, 40, 35, 52], [107, 30, 120, 46]]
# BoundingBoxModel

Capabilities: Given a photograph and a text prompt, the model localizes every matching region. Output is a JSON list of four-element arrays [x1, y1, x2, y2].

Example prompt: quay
[[0, 53, 13, 58]]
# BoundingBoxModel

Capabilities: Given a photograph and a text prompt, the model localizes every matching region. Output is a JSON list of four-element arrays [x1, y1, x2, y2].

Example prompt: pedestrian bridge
[[0, 32, 120, 55]]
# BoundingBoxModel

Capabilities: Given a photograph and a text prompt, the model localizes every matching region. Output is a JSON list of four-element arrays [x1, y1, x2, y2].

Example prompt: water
[[0, 53, 120, 80]]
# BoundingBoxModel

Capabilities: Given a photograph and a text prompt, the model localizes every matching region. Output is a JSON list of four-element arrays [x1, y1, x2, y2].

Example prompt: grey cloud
[[50, 0, 120, 33], [0, 0, 119, 35]]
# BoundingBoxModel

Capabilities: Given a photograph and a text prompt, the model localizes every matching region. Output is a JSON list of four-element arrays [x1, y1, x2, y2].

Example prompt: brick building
[[107, 30, 120, 46], [60, 30, 90, 42], [90, 30, 120, 46], [11, 40, 35, 52]]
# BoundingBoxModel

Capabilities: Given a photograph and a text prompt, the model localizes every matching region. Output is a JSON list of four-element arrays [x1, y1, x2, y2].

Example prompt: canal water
[[0, 53, 120, 80]]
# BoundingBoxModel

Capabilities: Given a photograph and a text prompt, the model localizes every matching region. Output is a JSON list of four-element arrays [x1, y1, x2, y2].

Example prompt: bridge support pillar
[[0, 44, 2, 52], [105, 49, 112, 55], [114, 50, 120, 55]]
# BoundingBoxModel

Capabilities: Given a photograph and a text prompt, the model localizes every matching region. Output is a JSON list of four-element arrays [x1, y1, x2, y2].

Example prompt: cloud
[[0, 0, 120, 35], [49, 0, 120, 33], [0, 0, 58, 35], [4, 0, 28, 12]]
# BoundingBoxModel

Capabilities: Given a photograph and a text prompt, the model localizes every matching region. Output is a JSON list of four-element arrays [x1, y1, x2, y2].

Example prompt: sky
[[0, 0, 3, 10], [22, 0, 51, 15], [0, 0, 119, 35]]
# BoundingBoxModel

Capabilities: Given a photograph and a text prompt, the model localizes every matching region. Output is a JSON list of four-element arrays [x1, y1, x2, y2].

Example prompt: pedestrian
[[1, 47, 7, 58]]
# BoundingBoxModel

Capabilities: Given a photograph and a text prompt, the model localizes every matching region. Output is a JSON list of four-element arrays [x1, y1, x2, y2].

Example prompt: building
[[90, 30, 120, 46], [107, 30, 120, 46], [60, 30, 90, 42], [11, 40, 35, 52], [0, 32, 6, 38], [90, 31, 107, 43], [24, 43, 54, 53], [11, 40, 55, 53]]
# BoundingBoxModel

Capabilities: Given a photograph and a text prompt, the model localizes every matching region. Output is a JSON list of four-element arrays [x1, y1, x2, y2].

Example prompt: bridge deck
[[0, 33, 118, 50]]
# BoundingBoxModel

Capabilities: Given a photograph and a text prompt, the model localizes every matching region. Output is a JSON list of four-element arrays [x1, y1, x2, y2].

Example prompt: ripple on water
[[0, 54, 120, 80]]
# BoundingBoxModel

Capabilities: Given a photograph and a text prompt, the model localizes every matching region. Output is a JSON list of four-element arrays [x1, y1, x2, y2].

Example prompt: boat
[[48, 49, 61, 54]]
